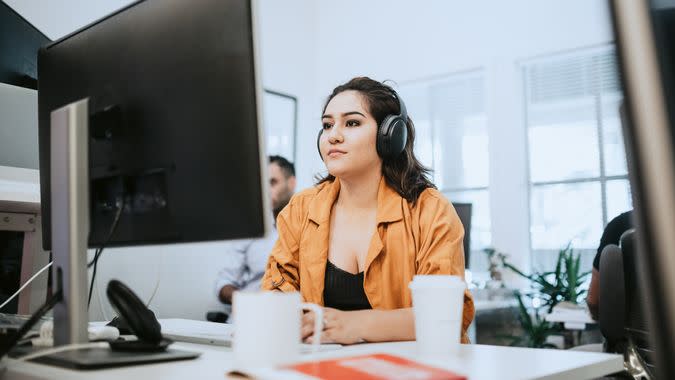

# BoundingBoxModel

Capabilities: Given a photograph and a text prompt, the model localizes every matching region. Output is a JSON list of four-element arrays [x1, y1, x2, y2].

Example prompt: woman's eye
[[322, 123, 333, 130], [346, 120, 360, 127]]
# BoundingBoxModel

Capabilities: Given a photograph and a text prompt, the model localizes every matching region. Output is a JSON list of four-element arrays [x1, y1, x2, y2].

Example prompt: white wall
[[3, 0, 135, 39], [257, 0, 320, 188]]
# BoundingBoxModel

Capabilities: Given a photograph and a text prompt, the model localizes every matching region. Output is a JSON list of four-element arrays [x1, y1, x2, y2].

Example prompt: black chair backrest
[[599, 243, 626, 349], [452, 202, 472, 268], [599, 230, 657, 376], [620, 229, 657, 371]]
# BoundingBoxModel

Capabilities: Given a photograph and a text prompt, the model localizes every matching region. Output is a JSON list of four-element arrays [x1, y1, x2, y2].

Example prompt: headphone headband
[[394, 92, 407, 121]]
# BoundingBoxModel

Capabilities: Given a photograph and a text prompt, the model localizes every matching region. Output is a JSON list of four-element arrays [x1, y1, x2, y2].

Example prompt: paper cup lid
[[408, 275, 465, 290]]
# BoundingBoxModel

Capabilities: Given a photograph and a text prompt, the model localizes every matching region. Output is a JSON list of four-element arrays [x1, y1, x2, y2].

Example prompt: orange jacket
[[261, 177, 475, 343]]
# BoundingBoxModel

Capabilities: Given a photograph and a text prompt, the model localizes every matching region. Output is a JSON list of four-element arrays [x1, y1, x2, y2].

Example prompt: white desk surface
[[545, 303, 597, 330], [0, 165, 40, 205], [4, 339, 622, 380]]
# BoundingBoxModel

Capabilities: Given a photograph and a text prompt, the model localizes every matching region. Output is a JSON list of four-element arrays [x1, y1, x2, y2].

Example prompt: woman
[[261, 77, 474, 344]]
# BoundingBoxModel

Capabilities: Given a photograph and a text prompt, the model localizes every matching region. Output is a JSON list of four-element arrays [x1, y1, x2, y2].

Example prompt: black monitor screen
[[38, 0, 267, 250]]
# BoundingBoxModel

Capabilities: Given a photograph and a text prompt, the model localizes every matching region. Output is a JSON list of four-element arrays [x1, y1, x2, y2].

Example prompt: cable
[[87, 254, 101, 309], [86, 200, 124, 269], [87, 248, 100, 268], [94, 248, 160, 320], [14, 342, 108, 362], [145, 250, 163, 307], [87, 198, 125, 268], [0, 261, 53, 312], [95, 273, 110, 321], [0, 289, 62, 359], [87, 200, 124, 309]]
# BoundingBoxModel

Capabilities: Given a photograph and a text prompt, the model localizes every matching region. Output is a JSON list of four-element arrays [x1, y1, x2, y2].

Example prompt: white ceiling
[[4, 0, 134, 40]]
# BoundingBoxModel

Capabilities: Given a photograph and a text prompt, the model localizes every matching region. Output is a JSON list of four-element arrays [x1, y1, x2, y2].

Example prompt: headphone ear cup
[[389, 117, 408, 157], [107, 279, 162, 344], [378, 115, 407, 159], [377, 115, 397, 158]]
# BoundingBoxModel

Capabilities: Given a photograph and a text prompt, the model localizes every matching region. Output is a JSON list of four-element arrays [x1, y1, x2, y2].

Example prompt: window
[[400, 71, 490, 267], [523, 47, 632, 270], [263, 90, 297, 162]]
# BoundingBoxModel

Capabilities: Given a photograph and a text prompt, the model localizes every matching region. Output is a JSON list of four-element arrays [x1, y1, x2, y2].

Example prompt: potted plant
[[502, 244, 591, 313], [493, 244, 590, 348], [498, 292, 560, 348]]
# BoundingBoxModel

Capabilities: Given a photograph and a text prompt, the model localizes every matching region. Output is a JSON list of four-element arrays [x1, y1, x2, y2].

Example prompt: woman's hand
[[301, 307, 365, 345]]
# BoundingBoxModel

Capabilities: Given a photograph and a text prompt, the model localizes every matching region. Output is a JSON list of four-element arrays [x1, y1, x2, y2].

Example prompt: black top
[[323, 261, 372, 311], [593, 210, 634, 270]]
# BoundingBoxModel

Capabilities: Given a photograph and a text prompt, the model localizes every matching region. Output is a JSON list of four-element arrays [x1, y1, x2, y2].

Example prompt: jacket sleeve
[[415, 193, 475, 343], [261, 196, 302, 292]]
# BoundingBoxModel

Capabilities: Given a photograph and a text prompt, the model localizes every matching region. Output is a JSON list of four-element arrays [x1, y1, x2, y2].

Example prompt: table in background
[[546, 302, 598, 348]]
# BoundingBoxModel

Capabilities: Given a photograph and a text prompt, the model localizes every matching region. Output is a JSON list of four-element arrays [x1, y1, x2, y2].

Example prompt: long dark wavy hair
[[316, 77, 435, 204]]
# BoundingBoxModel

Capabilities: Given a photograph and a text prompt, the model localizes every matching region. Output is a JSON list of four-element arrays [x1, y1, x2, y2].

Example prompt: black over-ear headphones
[[106, 279, 171, 352], [317, 92, 408, 160]]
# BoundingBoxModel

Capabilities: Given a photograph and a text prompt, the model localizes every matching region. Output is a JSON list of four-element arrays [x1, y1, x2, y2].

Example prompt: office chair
[[599, 229, 656, 379], [452, 202, 472, 268], [205, 311, 228, 323]]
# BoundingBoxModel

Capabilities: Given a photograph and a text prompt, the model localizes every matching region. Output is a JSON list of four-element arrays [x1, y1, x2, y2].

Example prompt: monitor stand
[[46, 98, 199, 369], [10, 343, 200, 369]]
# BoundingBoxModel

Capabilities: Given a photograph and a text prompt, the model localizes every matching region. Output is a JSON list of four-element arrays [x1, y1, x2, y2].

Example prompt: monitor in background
[[452, 202, 472, 268], [612, 1, 675, 377], [36, 0, 268, 366], [0, 1, 50, 90], [0, 1, 50, 171]]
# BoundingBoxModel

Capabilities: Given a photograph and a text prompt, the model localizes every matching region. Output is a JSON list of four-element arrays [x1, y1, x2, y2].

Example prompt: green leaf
[[515, 295, 533, 331], [503, 262, 531, 280]]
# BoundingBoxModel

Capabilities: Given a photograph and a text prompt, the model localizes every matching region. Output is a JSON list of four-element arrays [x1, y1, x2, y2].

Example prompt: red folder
[[285, 353, 466, 380]]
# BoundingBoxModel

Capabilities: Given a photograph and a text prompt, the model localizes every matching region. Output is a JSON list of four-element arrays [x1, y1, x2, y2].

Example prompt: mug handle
[[301, 303, 323, 353]]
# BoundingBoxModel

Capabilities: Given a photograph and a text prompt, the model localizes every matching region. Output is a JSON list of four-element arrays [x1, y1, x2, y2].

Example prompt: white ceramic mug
[[232, 291, 323, 368], [409, 275, 465, 358]]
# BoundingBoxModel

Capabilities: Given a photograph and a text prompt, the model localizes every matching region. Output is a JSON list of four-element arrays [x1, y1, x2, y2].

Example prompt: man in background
[[215, 155, 296, 306]]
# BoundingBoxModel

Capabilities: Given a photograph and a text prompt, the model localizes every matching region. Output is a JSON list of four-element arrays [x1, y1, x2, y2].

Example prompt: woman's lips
[[327, 149, 346, 157]]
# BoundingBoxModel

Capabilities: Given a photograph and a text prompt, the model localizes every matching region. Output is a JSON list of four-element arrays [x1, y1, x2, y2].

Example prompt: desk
[[546, 305, 596, 330], [5, 340, 622, 379], [545, 303, 599, 348]]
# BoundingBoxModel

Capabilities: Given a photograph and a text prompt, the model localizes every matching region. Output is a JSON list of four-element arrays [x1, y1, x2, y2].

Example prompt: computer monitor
[[452, 202, 472, 268], [37, 0, 269, 356], [611, 1, 675, 377], [0, 1, 50, 90], [39, 0, 268, 250]]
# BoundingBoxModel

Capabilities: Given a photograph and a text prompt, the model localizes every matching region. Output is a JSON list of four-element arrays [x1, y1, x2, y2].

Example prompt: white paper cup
[[409, 275, 465, 358]]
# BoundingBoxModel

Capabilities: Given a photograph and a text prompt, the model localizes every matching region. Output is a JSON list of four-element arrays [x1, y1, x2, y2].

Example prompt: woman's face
[[320, 90, 382, 179]]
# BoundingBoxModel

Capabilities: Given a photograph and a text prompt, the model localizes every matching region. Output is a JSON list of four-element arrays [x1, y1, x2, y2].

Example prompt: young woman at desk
[[261, 77, 474, 345]]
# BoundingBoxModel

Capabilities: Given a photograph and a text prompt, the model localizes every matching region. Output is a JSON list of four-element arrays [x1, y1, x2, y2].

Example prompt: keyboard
[[0, 313, 30, 328], [158, 318, 341, 352]]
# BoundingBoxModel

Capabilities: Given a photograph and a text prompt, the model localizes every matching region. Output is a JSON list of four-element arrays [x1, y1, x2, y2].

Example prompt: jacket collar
[[308, 176, 404, 225]]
